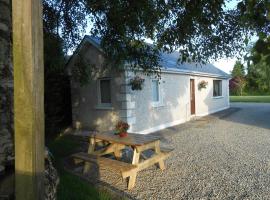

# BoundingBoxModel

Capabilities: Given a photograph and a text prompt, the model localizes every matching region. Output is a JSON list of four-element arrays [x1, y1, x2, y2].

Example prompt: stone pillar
[[0, 0, 14, 173], [116, 71, 136, 131]]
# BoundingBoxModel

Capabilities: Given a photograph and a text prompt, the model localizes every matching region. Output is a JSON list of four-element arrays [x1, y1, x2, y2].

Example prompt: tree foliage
[[42, 1, 253, 77], [241, 0, 270, 94], [238, 0, 270, 65], [229, 76, 246, 96], [44, 32, 66, 76], [230, 60, 246, 96], [42, 0, 269, 81], [246, 54, 270, 93], [231, 61, 245, 78]]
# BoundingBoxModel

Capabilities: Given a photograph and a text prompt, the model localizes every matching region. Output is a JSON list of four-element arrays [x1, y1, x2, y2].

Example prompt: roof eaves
[[124, 65, 230, 79], [161, 68, 230, 79], [65, 35, 103, 67], [84, 35, 103, 52], [67, 35, 230, 79]]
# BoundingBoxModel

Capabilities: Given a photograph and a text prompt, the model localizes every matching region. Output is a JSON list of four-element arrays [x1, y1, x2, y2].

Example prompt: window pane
[[213, 80, 222, 96], [219, 81, 222, 96], [152, 80, 159, 102], [214, 81, 218, 96], [100, 79, 111, 103]]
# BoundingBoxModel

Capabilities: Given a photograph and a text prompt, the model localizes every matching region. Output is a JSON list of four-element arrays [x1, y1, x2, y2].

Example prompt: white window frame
[[97, 77, 112, 108], [213, 79, 223, 98], [151, 79, 162, 107]]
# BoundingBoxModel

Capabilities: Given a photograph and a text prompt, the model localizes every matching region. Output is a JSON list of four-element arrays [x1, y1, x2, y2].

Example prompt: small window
[[213, 80, 222, 97], [98, 78, 111, 105], [152, 80, 160, 102]]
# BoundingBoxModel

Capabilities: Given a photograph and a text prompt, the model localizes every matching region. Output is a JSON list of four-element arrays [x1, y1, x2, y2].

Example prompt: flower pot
[[119, 132, 128, 137], [131, 84, 142, 90], [130, 76, 144, 91]]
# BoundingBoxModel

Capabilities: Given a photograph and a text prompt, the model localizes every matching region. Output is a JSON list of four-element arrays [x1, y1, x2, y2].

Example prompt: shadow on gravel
[[150, 104, 270, 140], [219, 103, 270, 130], [151, 107, 242, 140], [211, 107, 242, 119]]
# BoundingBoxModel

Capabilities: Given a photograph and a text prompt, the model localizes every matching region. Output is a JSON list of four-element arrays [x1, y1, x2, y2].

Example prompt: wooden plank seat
[[71, 152, 137, 179], [137, 151, 171, 171], [160, 147, 174, 153], [140, 147, 173, 160]]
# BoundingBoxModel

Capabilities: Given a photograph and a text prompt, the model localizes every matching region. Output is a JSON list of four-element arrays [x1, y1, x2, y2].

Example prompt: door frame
[[190, 79, 196, 115]]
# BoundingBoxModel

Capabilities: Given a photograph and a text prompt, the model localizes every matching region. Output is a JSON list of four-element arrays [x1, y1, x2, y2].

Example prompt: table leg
[[113, 144, 123, 160], [155, 141, 165, 170], [128, 148, 140, 190], [140, 152, 148, 160], [83, 137, 96, 174]]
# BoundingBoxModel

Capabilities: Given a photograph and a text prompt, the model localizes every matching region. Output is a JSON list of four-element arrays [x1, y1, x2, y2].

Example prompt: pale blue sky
[[224, 0, 241, 10]]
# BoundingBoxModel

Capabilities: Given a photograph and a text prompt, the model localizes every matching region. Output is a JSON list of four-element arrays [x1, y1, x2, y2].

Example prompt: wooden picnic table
[[72, 131, 172, 190]]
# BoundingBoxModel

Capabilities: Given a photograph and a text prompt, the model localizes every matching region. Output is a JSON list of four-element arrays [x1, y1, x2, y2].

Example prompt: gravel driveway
[[91, 103, 270, 199]]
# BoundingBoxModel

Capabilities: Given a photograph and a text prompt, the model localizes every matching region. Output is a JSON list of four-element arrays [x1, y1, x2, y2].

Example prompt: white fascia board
[[161, 68, 230, 79], [66, 36, 103, 68]]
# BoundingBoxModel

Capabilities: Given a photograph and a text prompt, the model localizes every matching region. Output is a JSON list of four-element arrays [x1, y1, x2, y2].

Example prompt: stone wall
[[0, 0, 14, 173]]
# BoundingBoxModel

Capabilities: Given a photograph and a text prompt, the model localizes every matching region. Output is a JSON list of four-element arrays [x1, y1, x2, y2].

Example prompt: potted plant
[[115, 121, 130, 137], [198, 80, 208, 90], [129, 76, 145, 90]]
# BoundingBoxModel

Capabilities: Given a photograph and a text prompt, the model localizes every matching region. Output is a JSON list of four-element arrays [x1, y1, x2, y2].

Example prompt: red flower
[[115, 121, 130, 133]]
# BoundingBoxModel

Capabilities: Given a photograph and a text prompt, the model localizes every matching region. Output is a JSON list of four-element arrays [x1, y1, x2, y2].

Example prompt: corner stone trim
[[116, 71, 136, 128], [121, 101, 135, 109]]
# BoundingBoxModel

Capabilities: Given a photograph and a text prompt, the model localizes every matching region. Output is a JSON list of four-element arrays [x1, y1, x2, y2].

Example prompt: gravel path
[[87, 103, 270, 199]]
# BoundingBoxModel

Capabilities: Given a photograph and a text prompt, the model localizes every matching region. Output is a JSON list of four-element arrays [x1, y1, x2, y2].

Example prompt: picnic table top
[[91, 131, 161, 146]]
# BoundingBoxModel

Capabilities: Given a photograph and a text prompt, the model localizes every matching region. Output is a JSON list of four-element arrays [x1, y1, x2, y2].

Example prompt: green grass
[[230, 96, 270, 103], [48, 135, 118, 200], [56, 171, 113, 200]]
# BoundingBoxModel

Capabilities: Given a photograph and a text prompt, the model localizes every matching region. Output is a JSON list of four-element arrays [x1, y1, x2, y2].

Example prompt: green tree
[[230, 76, 247, 96], [42, 0, 270, 82], [43, 0, 269, 81], [231, 61, 245, 78], [238, 0, 270, 65], [44, 32, 66, 76], [246, 56, 270, 93], [245, 36, 270, 94], [246, 63, 260, 91], [230, 60, 246, 95]]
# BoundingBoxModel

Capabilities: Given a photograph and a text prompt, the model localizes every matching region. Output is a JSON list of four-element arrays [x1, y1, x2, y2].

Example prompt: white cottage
[[67, 36, 230, 134]]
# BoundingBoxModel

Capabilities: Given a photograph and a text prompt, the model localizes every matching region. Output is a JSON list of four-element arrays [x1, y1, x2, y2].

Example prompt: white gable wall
[[129, 72, 229, 134], [194, 76, 230, 117], [130, 73, 189, 133], [68, 42, 125, 131]]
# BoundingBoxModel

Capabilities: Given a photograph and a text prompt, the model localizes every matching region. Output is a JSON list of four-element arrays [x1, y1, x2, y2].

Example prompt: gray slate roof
[[84, 35, 230, 78]]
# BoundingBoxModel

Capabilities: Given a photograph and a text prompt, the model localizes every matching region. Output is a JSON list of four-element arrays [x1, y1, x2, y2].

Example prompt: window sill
[[212, 96, 224, 99], [95, 105, 113, 110], [151, 102, 164, 108]]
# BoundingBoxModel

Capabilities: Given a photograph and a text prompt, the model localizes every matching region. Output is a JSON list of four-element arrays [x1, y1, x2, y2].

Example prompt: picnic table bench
[[72, 131, 173, 190]]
